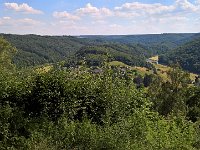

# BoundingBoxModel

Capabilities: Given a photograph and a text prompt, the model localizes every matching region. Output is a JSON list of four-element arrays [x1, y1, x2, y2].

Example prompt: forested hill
[[159, 37, 200, 74], [73, 44, 150, 67], [1, 34, 200, 149], [81, 33, 196, 44], [1, 34, 151, 68], [80, 33, 200, 54], [0, 37, 17, 70], [1, 34, 88, 67], [2, 33, 200, 69]]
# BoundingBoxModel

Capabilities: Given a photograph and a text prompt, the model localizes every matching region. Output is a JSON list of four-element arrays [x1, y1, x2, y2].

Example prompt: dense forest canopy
[[80, 33, 197, 44], [74, 44, 150, 67], [1, 33, 200, 68], [0, 37, 17, 70], [1, 34, 200, 149], [159, 37, 200, 74], [1, 34, 86, 67], [80, 33, 200, 54], [0, 34, 152, 68]]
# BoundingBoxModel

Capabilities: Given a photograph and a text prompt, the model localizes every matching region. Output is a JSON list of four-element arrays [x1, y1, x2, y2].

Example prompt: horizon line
[[0, 32, 200, 36]]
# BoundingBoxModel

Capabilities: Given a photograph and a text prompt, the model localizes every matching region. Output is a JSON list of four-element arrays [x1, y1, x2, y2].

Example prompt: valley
[[1, 33, 200, 149], [1, 0, 200, 149]]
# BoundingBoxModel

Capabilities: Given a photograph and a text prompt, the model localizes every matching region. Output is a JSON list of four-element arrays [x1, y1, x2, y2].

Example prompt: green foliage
[[2, 33, 200, 69], [0, 37, 200, 149], [143, 74, 154, 87], [0, 37, 17, 70], [0, 66, 199, 149], [186, 87, 200, 122], [147, 116, 197, 149], [160, 37, 200, 74], [1, 34, 85, 67], [148, 65, 191, 116], [1, 34, 153, 68], [81, 33, 200, 54], [75, 44, 148, 67], [0, 104, 29, 149]]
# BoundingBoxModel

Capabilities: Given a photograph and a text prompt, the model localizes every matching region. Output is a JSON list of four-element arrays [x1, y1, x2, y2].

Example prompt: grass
[[149, 55, 159, 61], [153, 63, 198, 81], [190, 73, 198, 81], [147, 56, 198, 81], [108, 61, 152, 76], [108, 60, 198, 81], [106, 60, 198, 82], [108, 61, 128, 67], [134, 67, 152, 76], [35, 65, 53, 74], [153, 64, 171, 81]]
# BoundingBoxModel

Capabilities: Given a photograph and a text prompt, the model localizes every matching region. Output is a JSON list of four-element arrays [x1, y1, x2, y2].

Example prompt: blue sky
[[0, 0, 200, 35]]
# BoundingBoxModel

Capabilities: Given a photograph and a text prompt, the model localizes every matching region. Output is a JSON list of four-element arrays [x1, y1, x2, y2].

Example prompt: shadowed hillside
[[159, 37, 200, 74]]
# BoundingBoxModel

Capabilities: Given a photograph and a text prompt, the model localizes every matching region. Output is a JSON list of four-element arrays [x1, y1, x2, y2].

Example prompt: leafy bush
[[0, 65, 199, 149]]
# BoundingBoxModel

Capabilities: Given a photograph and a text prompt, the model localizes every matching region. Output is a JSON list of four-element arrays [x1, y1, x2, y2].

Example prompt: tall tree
[[148, 65, 191, 116], [0, 37, 17, 70]]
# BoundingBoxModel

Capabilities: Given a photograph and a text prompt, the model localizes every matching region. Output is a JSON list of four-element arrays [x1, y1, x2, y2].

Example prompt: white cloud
[[0, 16, 12, 26], [196, 0, 200, 4], [92, 20, 107, 25], [2, 17, 11, 20], [47, 21, 88, 35], [0, 16, 47, 35], [175, 0, 198, 12], [114, 2, 175, 15], [4, 3, 43, 14], [77, 3, 98, 14], [115, 11, 140, 18], [101, 7, 113, 16], [2, 1, 200, 35], [76, 3, 113, 17], [18, 18, 42, 26], [156, 16, 188, 24], [53, 11, 80, 21], [109, 24, 122, 28], [0, 17, 42, 26], [114, 0, 200, 18]]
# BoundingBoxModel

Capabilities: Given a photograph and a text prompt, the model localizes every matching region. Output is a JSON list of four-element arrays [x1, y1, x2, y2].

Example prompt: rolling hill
[[72, 44, 150, 67], [1, 34, 152, 68], [80, 33, 200, 54], [2, 33, 200, 72], [159, 37, 200, 74], [1, 34, 88, 67]]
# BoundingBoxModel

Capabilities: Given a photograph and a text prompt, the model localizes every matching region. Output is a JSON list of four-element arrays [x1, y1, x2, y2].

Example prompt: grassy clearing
[[108, 61, 151, 76], [190, 73, 198, 81], [149, 55, 159, 61], [108, 61, 128, 67], [108, 60, 198, 81], [134, 67, 152, 76], [35, 65, 53, 74], [153, 64, 171, 81], [153, 63, 198, 81]]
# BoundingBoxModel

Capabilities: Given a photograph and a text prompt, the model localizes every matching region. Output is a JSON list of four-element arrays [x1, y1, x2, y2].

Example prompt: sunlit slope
[[1, 34, 86, 67], [0, 37, 17, 70]]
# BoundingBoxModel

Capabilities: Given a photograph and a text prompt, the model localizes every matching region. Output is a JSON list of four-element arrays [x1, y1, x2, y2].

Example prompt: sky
[[0, 0, 200, 35]]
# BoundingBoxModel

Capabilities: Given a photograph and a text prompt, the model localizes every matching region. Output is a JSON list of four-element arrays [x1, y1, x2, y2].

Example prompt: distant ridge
[[159, 37, 200, 74]]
